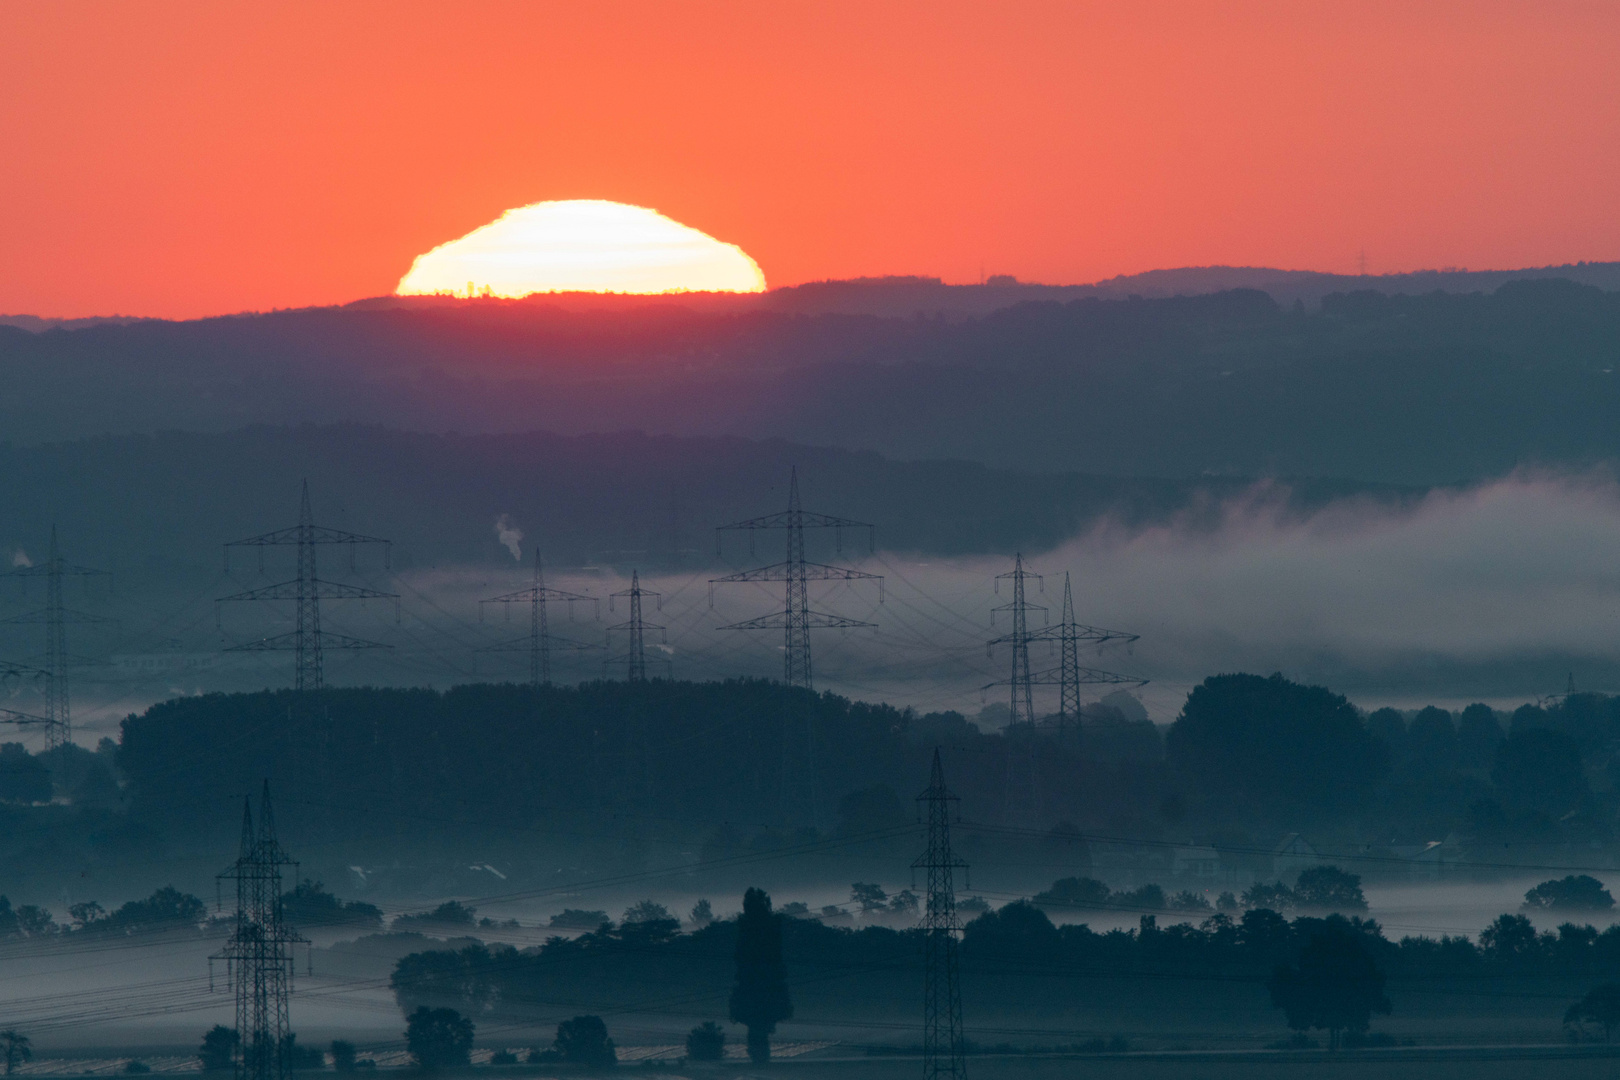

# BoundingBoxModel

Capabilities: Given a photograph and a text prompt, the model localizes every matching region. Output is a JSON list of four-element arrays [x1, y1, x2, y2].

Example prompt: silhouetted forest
[[386, 897, 1620, 1045], [0, 674, 1614, 895], [6, 280, 1620, 482]]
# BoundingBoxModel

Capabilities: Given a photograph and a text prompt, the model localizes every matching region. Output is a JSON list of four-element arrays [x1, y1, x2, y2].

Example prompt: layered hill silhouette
[[3, 275, 1620, 483]]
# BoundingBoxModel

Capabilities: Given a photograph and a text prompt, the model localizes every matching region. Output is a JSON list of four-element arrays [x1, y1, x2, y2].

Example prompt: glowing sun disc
[[396, 199, 766, 297]]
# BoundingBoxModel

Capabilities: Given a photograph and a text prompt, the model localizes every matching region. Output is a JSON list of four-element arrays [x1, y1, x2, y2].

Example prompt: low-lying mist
[[40, 468, 1620, 740]]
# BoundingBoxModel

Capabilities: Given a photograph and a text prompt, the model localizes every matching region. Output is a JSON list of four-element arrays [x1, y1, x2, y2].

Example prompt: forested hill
[[0, 425, 1408, 576], [3, 280, 1620, 482]]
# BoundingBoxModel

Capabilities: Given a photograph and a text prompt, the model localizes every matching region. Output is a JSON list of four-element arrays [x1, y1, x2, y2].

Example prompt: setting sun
[[395, 199, 765, 298]]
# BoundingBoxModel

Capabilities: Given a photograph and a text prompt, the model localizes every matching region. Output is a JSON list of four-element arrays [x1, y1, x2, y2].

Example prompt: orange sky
[[3, 1, 1618, 318]]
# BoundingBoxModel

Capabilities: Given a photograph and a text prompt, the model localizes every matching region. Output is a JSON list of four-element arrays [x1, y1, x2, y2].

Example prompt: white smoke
[[494, 514, 524, 561], [10, 550, 29, 568]]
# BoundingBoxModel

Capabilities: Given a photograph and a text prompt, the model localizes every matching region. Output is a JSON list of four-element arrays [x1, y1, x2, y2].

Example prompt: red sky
[[4, 1, 1618, 319]]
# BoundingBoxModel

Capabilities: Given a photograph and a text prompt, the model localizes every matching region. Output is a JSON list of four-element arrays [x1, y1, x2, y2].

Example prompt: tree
[[282, 880, 383, 931], [1166, 674, 1389, 823], [1524, 875, 1615, 912], [0, 1031, 29, 1077], [1242, 882, 1296, 911], [404, 1006, 474, 1071], [1406, 706, 1457, 768], [330, 1041, 357, 1073], [888, 889, 919, 915], [199, 1026, 239, 1071], [729, 888, 792, 1064], [1565, 984, 1620, 1041], [68, 901, 105, 930], [689, 899, 713, 926], [1480, 913, 1542, 962], [1366, 708, 1407, 763], [0, 745, 50, 805], [850, 883, 887, 913], [548, 909, 609, 930], [1032, 877, 1112, 910], [1456, 704, 1503, 769], [553, 1016, 615, 1067], [14, 905, 55, 937], [621, 900, 673, 924], [395, 902, 477, 934], [1492, 728, 1588, 818], [279, 1034, 324, 1070], [1267, 925, 1391, 1049], [1293, 867, 1368, 912], [685, 1022, 725, 1062]]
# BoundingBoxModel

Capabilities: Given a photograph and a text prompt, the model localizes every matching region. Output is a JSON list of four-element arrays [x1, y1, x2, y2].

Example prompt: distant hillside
[[11, 261, 1620, 330], [4, 279, 1620, 483]]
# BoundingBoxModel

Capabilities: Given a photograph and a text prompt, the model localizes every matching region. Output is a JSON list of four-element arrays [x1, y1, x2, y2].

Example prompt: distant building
[[1172, 845, 1221, 881], [1391, 837, 1457, 880]]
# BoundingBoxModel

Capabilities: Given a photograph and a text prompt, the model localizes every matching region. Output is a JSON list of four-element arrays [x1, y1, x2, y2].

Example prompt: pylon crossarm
[[716, 510, 873, 532], [0, 707, 54, 726], [1, 607, 115, 624], [711, 560, 882, 584], [0, 562, 108, 579], [481, 586, 595, 605], [224, 631, 391, 652], [1025, 664, 1147, 688], [1026, 622, 1139, 646], [225, 526, 389, 548], [479, 634, 602, 653], [720, 609, 875, 631], [216, 579, 398, 603]]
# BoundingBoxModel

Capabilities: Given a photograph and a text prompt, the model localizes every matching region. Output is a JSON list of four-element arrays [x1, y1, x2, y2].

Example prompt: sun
[[396, 200, 766, 297]]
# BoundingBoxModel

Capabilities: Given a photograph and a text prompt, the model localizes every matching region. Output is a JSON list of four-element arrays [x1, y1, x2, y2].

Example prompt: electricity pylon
[[606, 570, 666, 681], [479, 550, 599, 687], [218, 481, 396, 692], [212, 782, 307, 1080], [985, 554, 1044, 727], [712, 468, 883, 825], [1028, 572, 1142, 736], [2, 527, 110, 750], [985, 558, 1144, 822], [711, 467, 882, 690], [914, 749, 967, 1080]]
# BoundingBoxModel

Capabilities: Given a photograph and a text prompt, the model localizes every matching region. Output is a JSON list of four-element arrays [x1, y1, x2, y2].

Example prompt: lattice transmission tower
[[0, 659, 63, 749], [985, 558, 1145, 822], [985, 554, 1045, 728], [605, 570, 666, 681], [712, 468, 883, 825], [217, 481, 396, 692], [479, 550, 599, 687], [710, 468, 882, 690], [212, 783, 307, 1080], [2, 527, 110, 750], [914, 749, 967, 1080], [1030, 572, 1142, 737]]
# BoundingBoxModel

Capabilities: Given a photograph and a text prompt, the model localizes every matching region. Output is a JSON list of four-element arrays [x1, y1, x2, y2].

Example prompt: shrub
[[1525, 876, 1615, 912], [330, 1041, 357, 1073], [685, 1022, 725, 1061], [554, 1016, 616, 1067], [405, 1007, 474, 1071]]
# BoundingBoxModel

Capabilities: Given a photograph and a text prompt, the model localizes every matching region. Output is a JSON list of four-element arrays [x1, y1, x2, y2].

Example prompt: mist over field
[[4, 279, 1620, 1070]]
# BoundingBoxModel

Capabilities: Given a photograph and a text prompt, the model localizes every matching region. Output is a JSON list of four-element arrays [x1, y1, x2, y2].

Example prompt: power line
[[1, 527, 111, 749], [217, 481, 395, 693], [479, 549, 600, 688], [712, 468, 882, 825], [606, 571, 666, 682], [915, 750, 967, 1080], [212, 783, 308, 1080]]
